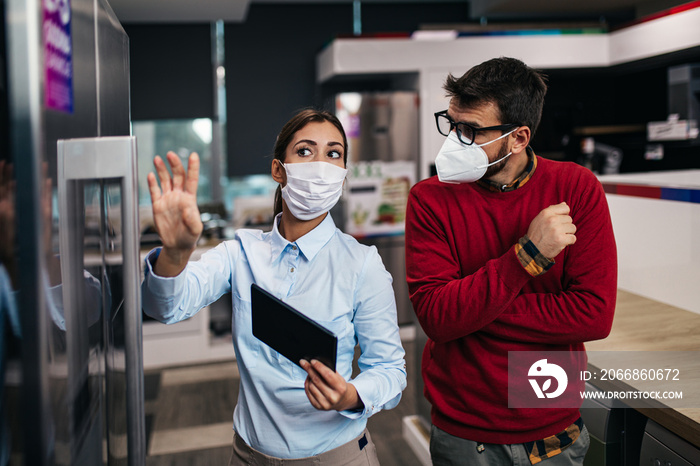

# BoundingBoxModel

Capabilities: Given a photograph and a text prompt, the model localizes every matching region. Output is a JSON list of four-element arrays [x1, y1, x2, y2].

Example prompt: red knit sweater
[[405, 156, 617, 444]]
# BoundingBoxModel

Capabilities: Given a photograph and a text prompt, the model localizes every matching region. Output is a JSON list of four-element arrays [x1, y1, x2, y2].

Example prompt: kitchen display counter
[[586, 290, 700, 449]]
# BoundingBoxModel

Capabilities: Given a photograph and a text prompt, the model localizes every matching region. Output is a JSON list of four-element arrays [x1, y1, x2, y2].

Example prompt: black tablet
[[251, 283, 338, 372]]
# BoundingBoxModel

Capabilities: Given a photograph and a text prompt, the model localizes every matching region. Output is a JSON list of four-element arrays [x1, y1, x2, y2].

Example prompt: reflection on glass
[[102, 181, 126, 466], [48, 177, 129, 464], [0, 160, 68, 464], [133, 118, 281, 240], [132, 119, 214, 207], [0, 160, 21, 465]]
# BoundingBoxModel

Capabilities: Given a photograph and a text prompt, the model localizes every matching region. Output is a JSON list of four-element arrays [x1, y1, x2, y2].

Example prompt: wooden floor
[[144, 336, 422, 466]]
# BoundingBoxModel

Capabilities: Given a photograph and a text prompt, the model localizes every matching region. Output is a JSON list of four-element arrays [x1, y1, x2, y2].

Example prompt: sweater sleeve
[[481, 173, 618, 344], [405, 184, 535, 344]]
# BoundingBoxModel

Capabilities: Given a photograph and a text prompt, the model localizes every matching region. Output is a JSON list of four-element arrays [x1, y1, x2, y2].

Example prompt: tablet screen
[[251, 283, 338, 371]]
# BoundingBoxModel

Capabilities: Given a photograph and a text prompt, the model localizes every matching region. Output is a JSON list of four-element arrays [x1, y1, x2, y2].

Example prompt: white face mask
[[435, 129, 516, 184], [280, 161, 347, 221]]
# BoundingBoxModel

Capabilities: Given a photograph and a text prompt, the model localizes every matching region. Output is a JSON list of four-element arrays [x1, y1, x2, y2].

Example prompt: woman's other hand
[[147, 152, 203, 276], [300, 359, 364, 412]]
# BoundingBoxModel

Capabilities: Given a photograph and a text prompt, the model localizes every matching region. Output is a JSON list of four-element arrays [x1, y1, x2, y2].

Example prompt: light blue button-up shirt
[[142, 213, 407, 458]]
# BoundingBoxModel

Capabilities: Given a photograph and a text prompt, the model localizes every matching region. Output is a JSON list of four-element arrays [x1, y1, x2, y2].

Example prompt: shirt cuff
[[143, 247, 183, 298], [514, 235, 554, 277], [338, 380, 382, 420]]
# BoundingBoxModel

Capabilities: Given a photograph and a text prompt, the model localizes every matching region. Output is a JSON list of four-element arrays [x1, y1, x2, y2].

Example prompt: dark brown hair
[[272, 108, 348, 217], [444, 57, 548, 137]]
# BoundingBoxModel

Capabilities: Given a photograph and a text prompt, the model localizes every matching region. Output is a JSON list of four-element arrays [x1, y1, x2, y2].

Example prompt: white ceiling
[[107, 0, 689, 24]]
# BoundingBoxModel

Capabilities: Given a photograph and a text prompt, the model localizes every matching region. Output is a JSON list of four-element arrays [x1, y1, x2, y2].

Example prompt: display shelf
[[586, 290, 700, 448], [318, 6, 700, 81], [317, 5, 700, 181], [598, 169, 700, 315]]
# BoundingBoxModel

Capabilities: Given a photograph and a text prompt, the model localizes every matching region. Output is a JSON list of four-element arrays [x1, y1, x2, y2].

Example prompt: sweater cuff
[[514, 235, 554, 277]]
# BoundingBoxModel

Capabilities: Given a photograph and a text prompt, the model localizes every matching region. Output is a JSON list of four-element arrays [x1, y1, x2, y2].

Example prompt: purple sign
[[346, 115, 360, 138], [43, 0, 73, 114]]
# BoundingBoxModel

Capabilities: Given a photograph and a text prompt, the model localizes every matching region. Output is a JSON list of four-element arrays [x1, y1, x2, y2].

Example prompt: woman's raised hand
[[147, 152, 203, 276]]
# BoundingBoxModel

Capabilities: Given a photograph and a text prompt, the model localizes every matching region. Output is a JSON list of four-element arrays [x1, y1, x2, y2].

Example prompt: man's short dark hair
[[444, 57, 548, 136]]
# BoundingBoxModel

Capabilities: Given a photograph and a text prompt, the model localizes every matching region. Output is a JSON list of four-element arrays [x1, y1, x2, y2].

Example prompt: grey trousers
[[228, 429, 380, 466], [430, 424, 590, 466]]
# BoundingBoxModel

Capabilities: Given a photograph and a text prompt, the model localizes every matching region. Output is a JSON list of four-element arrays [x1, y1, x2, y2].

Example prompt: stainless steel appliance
[[580, 382, 650, 466], [640, 420, 700, 466], [334, 91, 419, 326], [3, 0, 144, 464], [335, 90, 433, 450], [580, 383, 626, 465]]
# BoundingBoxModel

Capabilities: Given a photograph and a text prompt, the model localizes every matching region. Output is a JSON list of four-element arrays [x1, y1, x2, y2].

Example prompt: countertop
[[585, 289, 700, 447]]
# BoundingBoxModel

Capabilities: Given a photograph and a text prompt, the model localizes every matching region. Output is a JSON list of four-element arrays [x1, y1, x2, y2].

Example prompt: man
[[405, 57, 617, 465]]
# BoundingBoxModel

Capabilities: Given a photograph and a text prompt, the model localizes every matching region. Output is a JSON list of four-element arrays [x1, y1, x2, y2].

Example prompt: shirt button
[[292, 245, 297, 250], [290, 267, 295, 273]]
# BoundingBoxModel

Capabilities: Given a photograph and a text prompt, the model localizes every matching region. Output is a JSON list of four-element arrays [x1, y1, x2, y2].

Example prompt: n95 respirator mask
[[435, 129, 515, 183]]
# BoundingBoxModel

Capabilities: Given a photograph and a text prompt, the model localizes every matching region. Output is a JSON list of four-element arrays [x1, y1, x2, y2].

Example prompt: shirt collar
[[476, 146, 537, 193], [270, 212, 336, 262]]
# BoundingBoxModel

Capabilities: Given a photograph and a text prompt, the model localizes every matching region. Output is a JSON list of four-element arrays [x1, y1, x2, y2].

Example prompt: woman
[[141, 109, 407, 465]]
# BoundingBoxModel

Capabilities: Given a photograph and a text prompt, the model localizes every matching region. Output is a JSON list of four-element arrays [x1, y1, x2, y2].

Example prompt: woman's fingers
[[168, 151, 186, 190], [301, 359, 347, 410], [305, 379, 326, 410], [151, 152, 201, 235], [154, 152, 198, 195], [184, 153, 200, 196], [147, 172, 161, 203], [301, 360, 327, 408], [153, 155, 172, 193], [310, 360, 341, 389]]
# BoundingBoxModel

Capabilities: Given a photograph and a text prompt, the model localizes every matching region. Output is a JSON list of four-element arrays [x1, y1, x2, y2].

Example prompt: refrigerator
[[335, 91, 418, 326], [2, 0, 145, 464], [335, 91, 432, 426]]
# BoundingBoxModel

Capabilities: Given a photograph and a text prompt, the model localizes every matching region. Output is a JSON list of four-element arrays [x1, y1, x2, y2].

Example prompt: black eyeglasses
[[434, 110, 518, 146]]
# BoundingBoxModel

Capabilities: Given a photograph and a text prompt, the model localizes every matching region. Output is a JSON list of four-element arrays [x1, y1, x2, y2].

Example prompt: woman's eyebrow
[[294, 139, 317, 147]]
